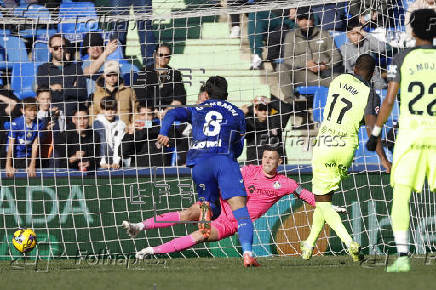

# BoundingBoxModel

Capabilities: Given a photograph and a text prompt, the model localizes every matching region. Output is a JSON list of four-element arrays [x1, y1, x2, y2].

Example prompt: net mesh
[[0, 0, 434, 260]]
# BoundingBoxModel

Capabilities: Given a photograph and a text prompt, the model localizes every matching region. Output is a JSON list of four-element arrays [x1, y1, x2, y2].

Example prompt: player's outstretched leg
[[301, 207, 325, 260], [316, 200, 363, 262], [386, 185, 412, 272], [135, 228, 218, 259]]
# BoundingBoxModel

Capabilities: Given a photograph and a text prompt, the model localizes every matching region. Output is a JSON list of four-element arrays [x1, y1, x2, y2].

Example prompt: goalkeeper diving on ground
[[366, 9, 436, 272], [300, 54, 391, 262], [123, 146, 345, 259]]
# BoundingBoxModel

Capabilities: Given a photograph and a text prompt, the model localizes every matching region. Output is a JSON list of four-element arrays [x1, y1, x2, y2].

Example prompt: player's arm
[[283, 177, 316, 206], [364, 114, 392, 173], [366, 81, 400, 151], [157, 107, 190, 147], [27, 137, 39, 177], [232, 115, 246, 159], [5, 137, 15, 177]]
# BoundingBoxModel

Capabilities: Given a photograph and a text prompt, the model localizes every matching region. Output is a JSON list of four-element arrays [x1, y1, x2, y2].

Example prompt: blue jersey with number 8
[[159, 100, 246, 167]]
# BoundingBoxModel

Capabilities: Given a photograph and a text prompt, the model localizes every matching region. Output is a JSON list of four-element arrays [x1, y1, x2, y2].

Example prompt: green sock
[[317, 202, 353, 247], [306, 206, 325, 247]]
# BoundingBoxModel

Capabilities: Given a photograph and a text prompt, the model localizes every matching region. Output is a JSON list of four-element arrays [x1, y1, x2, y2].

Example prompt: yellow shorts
[[391, 133, 436, 192], [312, 140, 357, 195]]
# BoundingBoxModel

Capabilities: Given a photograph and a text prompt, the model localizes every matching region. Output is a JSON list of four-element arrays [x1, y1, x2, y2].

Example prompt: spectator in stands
[[122, 102, 169, 167], [54, 105, 99, 171], [248, 8, 295, 70], [0, 90, 21, 167], [341, 17, 388, 89], [5, 98, 45, 177], [348, 0, 401, 28], [82, 32, 119, 96], [348, 0, 387, 20], [89, 60, 136, 126], [93, 96, 126, 170], [278, 6, 342, 102], [227, 0, 248, 38], [405, 0, 436, 39], [36, 87, 66, 132], [312, 2, 348, 31], [110, 0, 156, 66], [134, 44, 186, 107], [36, 87, 66, 167], [37, 34, 87, 117], [241, 96, 285, 164]]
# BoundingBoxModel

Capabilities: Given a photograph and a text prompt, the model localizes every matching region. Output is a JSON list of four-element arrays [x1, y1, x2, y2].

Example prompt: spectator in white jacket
[[93, 96, 126, 169]]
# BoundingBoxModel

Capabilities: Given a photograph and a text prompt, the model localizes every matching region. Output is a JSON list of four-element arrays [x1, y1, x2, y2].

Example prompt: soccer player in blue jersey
[[156, 76, 259, 267], [6, 97, 46, 177]]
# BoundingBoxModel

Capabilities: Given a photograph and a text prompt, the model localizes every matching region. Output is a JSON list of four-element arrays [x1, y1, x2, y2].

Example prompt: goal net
[[0, 0, 434, 260]]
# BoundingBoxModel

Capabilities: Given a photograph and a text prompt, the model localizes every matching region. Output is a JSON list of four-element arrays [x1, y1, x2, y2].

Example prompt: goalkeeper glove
[[366, 126, 381, 151]]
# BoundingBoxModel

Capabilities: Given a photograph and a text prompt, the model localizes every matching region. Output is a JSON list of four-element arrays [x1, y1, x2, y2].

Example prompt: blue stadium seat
[[0, 44, 6, 70], [13, 4, 55, 38], [296, 86, 322, 96], [312, 86, 329, 123], [354, 126, 382, 165], [14, 4, 50, 21], [58, 2, 99, 35], [0, 36, 28, 70], [32, 41, 50, 63], [119, 61, 139, 86], [11, 62, 37, 99]]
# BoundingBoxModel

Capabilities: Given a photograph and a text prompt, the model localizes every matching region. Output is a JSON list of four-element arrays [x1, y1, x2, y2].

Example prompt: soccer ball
[[12, 229, 37, 254]]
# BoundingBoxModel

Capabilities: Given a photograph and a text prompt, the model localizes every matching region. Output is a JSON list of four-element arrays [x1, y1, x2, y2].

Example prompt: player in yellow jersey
[[366, 9, 436, 272], [300, 54, 391, 262]]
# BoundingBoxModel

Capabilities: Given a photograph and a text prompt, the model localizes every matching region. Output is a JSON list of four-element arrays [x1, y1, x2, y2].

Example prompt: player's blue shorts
[[191, 155, 247, 218]]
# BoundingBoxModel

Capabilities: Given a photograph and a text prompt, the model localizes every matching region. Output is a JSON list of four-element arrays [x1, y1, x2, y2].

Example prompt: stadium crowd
[[0, 0, 432, 174]]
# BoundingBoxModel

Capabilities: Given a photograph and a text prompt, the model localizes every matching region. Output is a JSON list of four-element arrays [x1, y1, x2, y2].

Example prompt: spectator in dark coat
[[37, 34, 88, 116], [242, 98, 285, 164], [53, 105, 99, 171], [133, 44, 186, 107], [122, 102, 188, 167]]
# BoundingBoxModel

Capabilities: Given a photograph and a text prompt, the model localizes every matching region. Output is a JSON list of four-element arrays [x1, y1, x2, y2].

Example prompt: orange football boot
[[198, 201, 212, 239], [243, 253, 260, 267]]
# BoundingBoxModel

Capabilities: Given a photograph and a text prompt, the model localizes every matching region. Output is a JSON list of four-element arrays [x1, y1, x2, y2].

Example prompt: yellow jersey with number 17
[[319, 73, 371, 147]]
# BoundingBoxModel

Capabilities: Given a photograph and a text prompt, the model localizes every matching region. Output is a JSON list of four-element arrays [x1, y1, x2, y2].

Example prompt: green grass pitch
[[2, 256, 436, 290]]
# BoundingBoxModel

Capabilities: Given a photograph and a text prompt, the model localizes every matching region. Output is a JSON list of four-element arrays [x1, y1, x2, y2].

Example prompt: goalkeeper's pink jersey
[[219, 165, 315, 223]]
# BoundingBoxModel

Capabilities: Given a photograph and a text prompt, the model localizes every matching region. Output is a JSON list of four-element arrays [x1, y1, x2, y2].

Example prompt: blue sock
[[232, 207, 253, 254]]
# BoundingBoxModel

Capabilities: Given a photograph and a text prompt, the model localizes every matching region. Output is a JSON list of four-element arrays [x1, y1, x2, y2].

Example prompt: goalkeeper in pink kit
[[123, 146, 319, 258]]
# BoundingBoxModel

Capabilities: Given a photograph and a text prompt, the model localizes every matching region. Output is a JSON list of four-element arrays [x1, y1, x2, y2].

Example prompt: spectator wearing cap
[[341, 16, 388, 89], [133, 43, 186, 107], [82, 32, 119, 96], [277, 6, 342, 102], [36, 34, 88, 116], [89, 60, 136, 126], [241, 96, 285, 164]]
